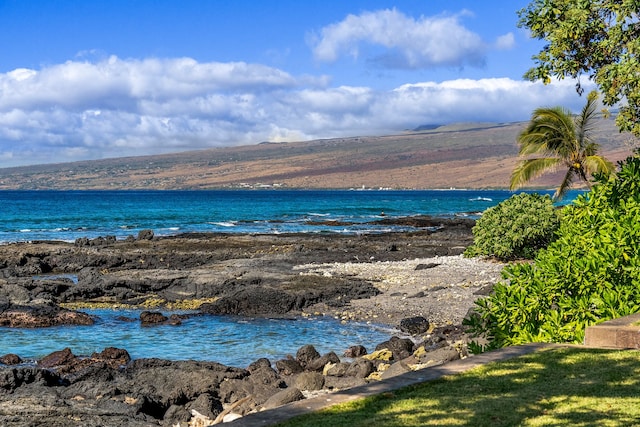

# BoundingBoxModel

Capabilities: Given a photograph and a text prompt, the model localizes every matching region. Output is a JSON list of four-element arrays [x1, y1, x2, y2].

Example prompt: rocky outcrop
[[0, 303, 93, 327], [199, 278, 381, 317], [201, 287, 297, 316], [0, 323, 470, 426]]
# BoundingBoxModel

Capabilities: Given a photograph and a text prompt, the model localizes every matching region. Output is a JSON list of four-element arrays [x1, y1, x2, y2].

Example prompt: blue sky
[[0, 0, 593, 167]]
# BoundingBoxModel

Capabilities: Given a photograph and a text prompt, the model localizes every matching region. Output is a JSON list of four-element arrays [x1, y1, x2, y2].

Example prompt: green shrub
[[464, 192, 560, 261], [465, 155, 640, 351]]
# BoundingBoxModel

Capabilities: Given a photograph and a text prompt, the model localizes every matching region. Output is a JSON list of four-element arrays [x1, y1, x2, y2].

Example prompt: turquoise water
[[0, 189, 581, 365], [0, 189, 577, 243], [1, 309, 393, 367]]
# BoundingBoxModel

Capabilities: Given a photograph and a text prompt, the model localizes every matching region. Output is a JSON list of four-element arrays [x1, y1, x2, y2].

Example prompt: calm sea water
[[0, 189, 579, 365], [0, 189, 575, 243]]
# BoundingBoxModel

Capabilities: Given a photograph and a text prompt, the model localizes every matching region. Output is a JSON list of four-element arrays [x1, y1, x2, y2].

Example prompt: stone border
[[231, 343, 552, 426], [584, 313, 640, 349]]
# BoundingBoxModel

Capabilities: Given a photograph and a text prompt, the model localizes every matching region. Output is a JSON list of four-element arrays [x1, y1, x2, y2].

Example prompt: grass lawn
[[274, 347, 640, 427]]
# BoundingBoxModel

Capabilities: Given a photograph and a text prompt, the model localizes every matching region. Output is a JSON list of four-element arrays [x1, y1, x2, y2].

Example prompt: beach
[[295, 254, 504, 327]]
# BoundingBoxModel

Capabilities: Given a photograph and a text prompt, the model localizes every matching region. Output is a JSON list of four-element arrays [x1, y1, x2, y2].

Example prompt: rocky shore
[[0, 217, 505, 426]]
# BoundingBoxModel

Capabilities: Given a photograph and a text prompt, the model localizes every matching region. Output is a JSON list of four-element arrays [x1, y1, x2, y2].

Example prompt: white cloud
[[0, 56, 297, 111], [309, 9, 487, 69], [495, 32, 515, 50], [377, 78, 594, 127], [0, 56, 594, 167]]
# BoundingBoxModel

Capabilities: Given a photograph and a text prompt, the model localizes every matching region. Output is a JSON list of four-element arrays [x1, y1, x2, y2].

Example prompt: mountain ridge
[[0, 119, 633, 190]]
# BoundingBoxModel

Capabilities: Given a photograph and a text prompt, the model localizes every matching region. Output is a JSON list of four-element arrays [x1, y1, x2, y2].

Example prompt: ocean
[[0, 189, 573, 243], [0, 189, 577, 366]]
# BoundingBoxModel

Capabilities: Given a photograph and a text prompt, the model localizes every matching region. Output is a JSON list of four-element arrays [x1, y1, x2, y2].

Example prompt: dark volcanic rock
[[292, 371, 325, 391], [137, 229, 154, 240], [0, 367, 62, 392], [13, 254, 52, 276], [247, 358, 272, 373], [344, 345, 367, 358], [74, 237, 90, 247], [262, 387, 304, 410], [324, 362, 350, 377], [201, 288, 297, 316], [345, 358, 375, 378], [200, 278, 381, 317], [375, 336, 415, 361], [39, 347, 77, 369], [122, 358, 247, 419], [186, 393, 224, 420], [0, 304, 93, 328], [168, 313, 182, 325], [296, 344, 321, 368], [91, 347, 131, 367], [399, 316, 430, 335], [415, 262, 440, 270], [140, 310, 168, 325], [0, 354, 22, 365], [275, 358, 303, 376], [305, 352, 340, 372], [218, 361, 286, 415], [0, 351, 252, 426]]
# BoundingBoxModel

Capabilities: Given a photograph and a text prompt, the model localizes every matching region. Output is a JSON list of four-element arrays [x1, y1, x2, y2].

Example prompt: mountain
[[0, 120, 633, 190]]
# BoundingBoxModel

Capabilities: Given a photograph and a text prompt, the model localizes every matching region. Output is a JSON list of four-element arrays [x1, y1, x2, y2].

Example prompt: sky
[[0, 0, 595, 168]]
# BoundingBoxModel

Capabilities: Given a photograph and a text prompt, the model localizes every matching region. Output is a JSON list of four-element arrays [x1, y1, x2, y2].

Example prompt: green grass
[[274, 347, 640, 427]]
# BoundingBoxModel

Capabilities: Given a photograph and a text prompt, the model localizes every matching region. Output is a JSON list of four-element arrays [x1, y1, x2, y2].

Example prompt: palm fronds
[[510, 91, 614, 200]]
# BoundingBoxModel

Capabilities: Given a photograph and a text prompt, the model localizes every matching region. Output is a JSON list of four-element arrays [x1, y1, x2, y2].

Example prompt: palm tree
[[510, 91, 615, 200]]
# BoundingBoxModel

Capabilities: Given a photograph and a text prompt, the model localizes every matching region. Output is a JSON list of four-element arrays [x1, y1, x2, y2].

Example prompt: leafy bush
[[464, 192, 560, 261], [465, 155, 640, 351]]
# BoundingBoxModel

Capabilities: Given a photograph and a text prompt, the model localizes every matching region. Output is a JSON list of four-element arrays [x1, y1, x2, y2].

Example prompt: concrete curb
[[584, 312, 640, 349], [229, 342, 552, 426]]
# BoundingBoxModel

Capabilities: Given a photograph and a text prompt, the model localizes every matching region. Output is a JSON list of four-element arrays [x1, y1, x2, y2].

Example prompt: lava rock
[[39, 347, 77, 369], [345, 358, 375, 378], [140, 311, 168, 325], [375, 336, 415, 361], [137, 229, 155, 240], [0, 304, 94, 328], [0, 353, 22, 365], [296, 344, 321, 368], [292, 372, 325, 391], [344, 345, 367, 358], [305, 352, 340, 372], [399, 316, 430, 335], [275, 358, 303, 376], [262, 387, 304, 410], [414, 263, 440, 270]]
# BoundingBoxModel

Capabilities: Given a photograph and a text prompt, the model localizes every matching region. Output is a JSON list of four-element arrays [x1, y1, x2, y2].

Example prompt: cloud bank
[[0, 56, 590, 167]]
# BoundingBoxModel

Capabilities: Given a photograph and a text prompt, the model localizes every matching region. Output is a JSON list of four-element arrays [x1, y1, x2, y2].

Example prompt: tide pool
[[1, 309, 394, 367]]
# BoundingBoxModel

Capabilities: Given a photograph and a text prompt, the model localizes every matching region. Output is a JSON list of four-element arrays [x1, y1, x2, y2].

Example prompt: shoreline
[[294, 254, 504, 328], [0, 218, 508, 425]]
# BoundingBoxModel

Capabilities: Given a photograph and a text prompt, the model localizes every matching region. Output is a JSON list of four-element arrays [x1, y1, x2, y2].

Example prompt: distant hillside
[[0, 119, 633, 190]]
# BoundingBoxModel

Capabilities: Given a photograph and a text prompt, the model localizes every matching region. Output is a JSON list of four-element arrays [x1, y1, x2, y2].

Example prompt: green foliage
[[465, 193, 560, 261], [510, 91, 614, 200], [466, 155, 640, 351], [518, 0, 640, 136]]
